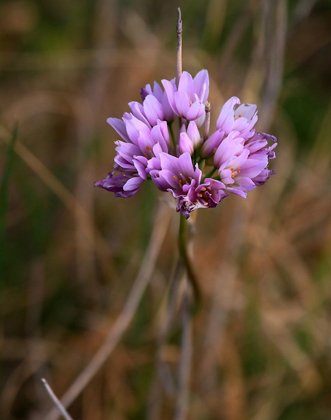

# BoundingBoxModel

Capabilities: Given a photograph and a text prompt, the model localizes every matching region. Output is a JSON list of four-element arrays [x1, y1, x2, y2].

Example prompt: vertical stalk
[[176, 8, 183, 84], [178, 215, 200, 304], [175, 214, 199, 420], [168, 122, 177, 149]]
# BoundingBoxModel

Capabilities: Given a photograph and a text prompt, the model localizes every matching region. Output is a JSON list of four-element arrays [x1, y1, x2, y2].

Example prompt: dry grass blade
[[45, 204, 172, 420], [259, 0, 287, 129], [41, 379, 73, 420], [0, 130, 116, 280]]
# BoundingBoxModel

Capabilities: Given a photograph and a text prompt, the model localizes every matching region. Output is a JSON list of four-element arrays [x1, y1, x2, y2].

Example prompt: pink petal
[[178, 71, 194, 98], [107, 117, 129, 142], [193, 70, 209, 103], [174, 91, 190, 117]]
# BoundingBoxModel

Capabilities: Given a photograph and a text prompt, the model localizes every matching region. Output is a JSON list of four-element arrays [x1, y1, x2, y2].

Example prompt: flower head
[[213, 131, 277, 198], [216, 96, 258, 138], [96, 76, 277, 218], [162, 70, 209, 126], [150, 152, 227, 218], [201, 97, 258, 158]]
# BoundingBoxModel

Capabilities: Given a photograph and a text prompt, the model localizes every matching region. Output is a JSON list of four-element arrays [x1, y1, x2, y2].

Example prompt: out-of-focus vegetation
[[1, 0, 331, 419]]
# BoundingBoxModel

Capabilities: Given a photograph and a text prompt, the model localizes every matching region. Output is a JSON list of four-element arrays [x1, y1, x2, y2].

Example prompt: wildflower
[[214, 131, 277, 198], [162, 70, 209, 125], [201, 97, 258, 158], [95, 113, 171, 197], [95, 171, 144, 198], [216, 96, 258, 138], [150, 152, 227, 218], [95, 13, 277, 219], [140, 80, 176, 122]]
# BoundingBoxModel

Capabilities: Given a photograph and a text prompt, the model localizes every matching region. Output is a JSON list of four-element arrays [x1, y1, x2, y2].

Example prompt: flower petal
[[193, 69, 209, 103], [107, 117, 129, 142], [174, 90, 190, 117]]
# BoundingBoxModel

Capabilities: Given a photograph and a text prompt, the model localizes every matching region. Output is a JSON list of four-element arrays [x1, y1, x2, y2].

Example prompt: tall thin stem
[[176, 8, 183, 84], [174, 213, 197, 420], [168, 122, 176, 149], [178, 215, 200, 304], [204, 166, 217, 180]]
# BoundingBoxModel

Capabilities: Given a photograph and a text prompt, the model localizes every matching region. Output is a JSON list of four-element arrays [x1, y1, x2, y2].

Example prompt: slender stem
[[203, 101, 211, 140], [204, 167, 217, 180], [168, 123, 176, 149], [193, 150, 197, 166], [178, 215, 200, 303], [176, 8, 183, 84]]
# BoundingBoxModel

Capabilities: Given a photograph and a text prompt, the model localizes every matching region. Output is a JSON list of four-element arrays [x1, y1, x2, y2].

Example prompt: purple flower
[[140, 80, 176, 122], [96, 72, 277, 215], [95, 115, 171, 197], [95, 171, 144, 198], [214, 131, 277, 198], [244, 132, 277, 186], [162, 70, 209, 126], [201, 97, 258, 158], [213, 132, 245, 168], [150, 152, 227, 218], [216, 96, 258, 138]]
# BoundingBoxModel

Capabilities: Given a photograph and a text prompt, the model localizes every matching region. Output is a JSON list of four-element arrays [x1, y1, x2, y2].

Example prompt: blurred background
[[1, 0, 331, 419]]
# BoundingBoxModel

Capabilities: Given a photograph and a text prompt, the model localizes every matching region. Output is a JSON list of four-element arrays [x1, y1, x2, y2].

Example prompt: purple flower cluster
[[95, 70, 277, 218]]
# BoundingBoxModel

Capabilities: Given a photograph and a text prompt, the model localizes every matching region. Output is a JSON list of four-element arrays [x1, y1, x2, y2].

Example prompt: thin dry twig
[[74, 0, 116, 291], [203, 101, 211, 141], [294, 0, 319, 24], [176, 8, 183, 83], [45, 204, 172, 420], [41, 379, 73, 420], [259, 0, 287, 129]]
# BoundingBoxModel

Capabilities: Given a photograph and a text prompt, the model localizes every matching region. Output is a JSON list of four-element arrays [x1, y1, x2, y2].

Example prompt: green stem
[[178, 215, 200, 304], [168, 123, 176, 149], [198, 157, 205, 168], [204, 167, 217, 180]]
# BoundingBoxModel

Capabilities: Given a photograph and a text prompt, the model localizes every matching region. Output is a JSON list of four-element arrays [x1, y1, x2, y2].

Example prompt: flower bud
[[179, 132, 194, 155], [187, 121, 202, 148]]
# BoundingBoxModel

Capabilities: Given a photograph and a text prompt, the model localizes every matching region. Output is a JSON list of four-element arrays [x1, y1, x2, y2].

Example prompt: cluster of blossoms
[[95, 70, 277, 218]]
